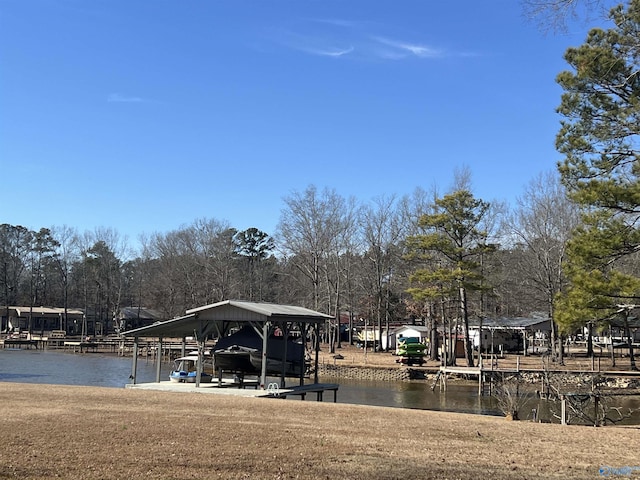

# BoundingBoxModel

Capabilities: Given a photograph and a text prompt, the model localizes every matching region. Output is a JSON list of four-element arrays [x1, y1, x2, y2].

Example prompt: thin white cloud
[[309, 45, 355, 57], [270, 20, 468, 61], [373, 36, 444, 58], [310, 18, 361, 28], [108, 93, 144, 103], [275, 28, 355, 58], [372, 48, 411, 61]]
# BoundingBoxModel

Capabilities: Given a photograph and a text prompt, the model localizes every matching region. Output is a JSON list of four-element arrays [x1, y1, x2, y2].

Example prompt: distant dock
[[1, 338, 40, 349], [1, 334, 132, 354], [434, 360, 640, 396], [62, 341, 99, 353]]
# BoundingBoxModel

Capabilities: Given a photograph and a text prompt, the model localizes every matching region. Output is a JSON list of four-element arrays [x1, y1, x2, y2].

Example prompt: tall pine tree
[[406, 190, 492, 367], [556, 0, 640, 368]]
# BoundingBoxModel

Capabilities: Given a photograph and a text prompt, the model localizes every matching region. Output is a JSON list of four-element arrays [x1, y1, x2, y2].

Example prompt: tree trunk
[[375, 291, 382, 353], [558, 335, 565, 366], [459, 285, 473, 367], [610, 324, 616, 368], [550, 319, 557, 360], [451, 317, 459, 367], [624, 315, 636, 371], [429, 314, 439, 361]]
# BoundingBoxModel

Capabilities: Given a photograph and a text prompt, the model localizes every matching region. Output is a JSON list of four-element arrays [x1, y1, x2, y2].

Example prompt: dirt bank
[[0, 383, 637, 479], [316, 343, 639, 372]]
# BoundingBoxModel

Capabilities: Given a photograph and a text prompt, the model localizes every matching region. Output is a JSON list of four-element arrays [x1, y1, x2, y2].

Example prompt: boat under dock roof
[[122, 300, 334, 390]]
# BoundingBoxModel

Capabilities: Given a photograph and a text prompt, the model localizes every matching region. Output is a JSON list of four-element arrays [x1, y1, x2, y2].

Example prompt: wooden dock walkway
[[126, 381, 340, 402], [265, 383, 340, 402]]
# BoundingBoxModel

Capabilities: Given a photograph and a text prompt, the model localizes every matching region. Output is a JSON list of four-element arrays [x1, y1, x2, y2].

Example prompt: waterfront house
[[0, 306, 84, 335], [115, 307, 165, 333]]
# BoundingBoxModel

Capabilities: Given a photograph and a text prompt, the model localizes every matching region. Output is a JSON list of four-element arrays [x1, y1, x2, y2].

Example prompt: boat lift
[[124, 300, 334, 392]]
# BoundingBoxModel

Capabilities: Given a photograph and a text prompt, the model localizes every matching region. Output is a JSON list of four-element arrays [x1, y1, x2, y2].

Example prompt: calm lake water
[[0, 349, 501, 413], [1, 349, 638, 424]]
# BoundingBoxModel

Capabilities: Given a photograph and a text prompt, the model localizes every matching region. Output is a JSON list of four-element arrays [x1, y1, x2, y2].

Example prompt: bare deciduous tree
[[277, 185, 349, 312], [504, 171, 581, 362], [360, 195, 405, 352], [50, 225, 80, 331], [521, 0, 615, 32]]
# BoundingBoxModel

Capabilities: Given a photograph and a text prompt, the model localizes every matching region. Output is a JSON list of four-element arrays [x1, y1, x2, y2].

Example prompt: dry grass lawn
[[0, 382, 638, 479]]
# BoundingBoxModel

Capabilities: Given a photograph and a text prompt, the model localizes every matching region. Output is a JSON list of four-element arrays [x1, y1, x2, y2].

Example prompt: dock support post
[[131, 338, 139, 385], [478, 355, 485, 396], [259, 322, 270, 390], [313, 322, 320, 384], [156, 337, 163, 383]]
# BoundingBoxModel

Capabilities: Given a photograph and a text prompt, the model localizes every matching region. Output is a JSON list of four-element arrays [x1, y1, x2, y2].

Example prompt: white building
[[388, 325, 430, 353], [468, 317, 552, 354]]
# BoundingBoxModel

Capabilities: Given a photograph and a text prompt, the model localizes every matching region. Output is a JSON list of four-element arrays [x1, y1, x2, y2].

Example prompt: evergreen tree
[[234, 228, 275, 301], [406, 190, 493, 366], [556, 0, 640, 368]]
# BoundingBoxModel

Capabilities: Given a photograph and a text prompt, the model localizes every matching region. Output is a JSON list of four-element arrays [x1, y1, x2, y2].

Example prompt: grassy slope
[[0, 383, 638, 479]]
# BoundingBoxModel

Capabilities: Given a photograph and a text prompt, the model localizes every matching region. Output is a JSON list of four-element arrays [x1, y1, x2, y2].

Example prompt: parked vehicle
[[395, 337, 426, 366]]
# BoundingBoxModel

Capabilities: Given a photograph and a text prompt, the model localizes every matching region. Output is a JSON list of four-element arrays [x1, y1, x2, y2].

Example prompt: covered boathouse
[[124, 300, 334, 392]]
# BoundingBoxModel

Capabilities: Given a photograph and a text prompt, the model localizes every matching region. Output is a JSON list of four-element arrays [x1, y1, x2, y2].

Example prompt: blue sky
[[1, 0, 595, 248]]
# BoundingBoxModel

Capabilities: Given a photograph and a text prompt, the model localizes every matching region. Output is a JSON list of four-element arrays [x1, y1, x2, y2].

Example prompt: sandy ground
[[0, 382, 638, 480]]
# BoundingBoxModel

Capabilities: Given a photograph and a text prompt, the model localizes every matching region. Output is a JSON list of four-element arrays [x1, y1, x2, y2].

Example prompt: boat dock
[[434, 365, 532, 395], [434, 366, 483, 395], [0, 332, 116, 351], [62, 341, 99, 353], [126, 380, 340, 402], [434, 360, 640, 396], [264, 382, 339, 402], [1, 338, 40, 349]]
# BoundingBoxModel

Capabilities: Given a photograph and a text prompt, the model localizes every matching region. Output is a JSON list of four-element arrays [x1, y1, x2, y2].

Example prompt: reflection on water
[[1, 349, 638, 424], [334, 378, 502, 416], [333, 378, 640, 424], [0, 348, 166, 387]]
